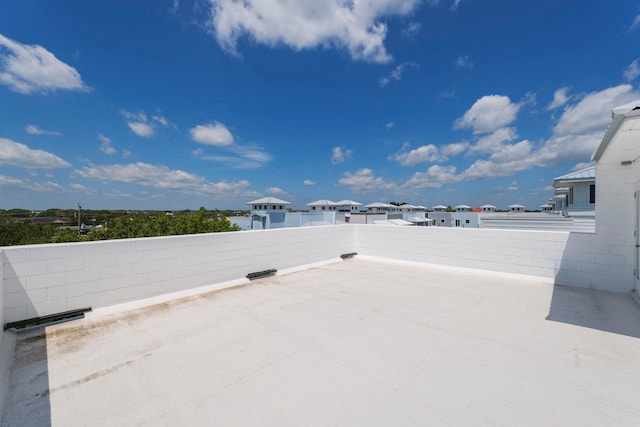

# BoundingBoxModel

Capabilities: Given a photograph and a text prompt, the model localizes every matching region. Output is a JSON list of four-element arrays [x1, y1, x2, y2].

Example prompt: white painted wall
[[595, 159, 638, 295], [1, 222, 635, 327], [354, 225, 629, 292], [1, 225, 355, 324], [570, 182, 595, 210]]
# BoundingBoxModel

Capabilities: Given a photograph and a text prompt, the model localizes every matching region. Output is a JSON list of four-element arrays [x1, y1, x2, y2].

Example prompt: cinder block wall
[[0, 223, 635, 327], [1, 225, 356, 324], [593, 160, 638, 294], [354, 225, 631, 293]]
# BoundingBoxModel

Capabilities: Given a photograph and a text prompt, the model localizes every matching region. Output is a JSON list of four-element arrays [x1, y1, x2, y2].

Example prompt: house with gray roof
[[552, 165, 595, 215]]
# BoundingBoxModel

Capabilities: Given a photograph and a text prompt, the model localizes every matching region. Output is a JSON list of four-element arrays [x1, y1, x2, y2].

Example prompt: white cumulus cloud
[[401, 22, 421, 38], [624, 59, 640, 82], [379, 62, 419, 87], [391, 144, 440, 166], [190, 122, 234, 146], [553, 84, 638, 136], [266, 187, 286, 195], [75, 162, 255, 197], [546, 87, 570, 111], [205, 0, 420, 63], [98, 134, 116, 155], [468, 127, 518, 155], [0, 33, 89, 94], [303, 179, 316, 186], [454, 94, 520, 134], [337, 168, 396, 193], [24, 124, 61, 136], [403, 165, 462, 189], [120, 110, 169, 138], [0, 137, 71, 169], [455, 54, 473, 69], [331, 146, 353, 164]]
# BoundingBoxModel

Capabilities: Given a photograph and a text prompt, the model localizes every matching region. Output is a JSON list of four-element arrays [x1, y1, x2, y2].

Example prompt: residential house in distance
[[508, 204, 526, 213], [364, 202, 393, 214], [387, 204, 431, 226], [307, 200, 336, 211], [245, 197, 291, 230], [428, 205, 452, 227], [552, 165, 596, 217], [334, 200, 362, 212]]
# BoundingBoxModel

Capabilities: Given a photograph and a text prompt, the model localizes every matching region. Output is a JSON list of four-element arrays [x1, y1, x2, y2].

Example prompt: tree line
[[0, 207, 241, 246]]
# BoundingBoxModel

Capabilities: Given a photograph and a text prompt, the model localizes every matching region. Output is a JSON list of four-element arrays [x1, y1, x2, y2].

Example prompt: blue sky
[[1, 0, 639, 211]]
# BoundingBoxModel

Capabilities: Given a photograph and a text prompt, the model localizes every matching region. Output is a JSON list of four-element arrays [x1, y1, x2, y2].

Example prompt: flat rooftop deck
[[4, 257, 640, 426]]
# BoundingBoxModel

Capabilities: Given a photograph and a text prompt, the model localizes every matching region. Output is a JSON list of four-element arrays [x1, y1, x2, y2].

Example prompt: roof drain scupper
[[4, 307, 92, 331], [246, 269, 277, 281], [340, 252, 357, 259]]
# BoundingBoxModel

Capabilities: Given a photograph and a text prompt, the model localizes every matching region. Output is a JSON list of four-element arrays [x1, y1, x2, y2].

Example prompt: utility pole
[[78, 203, 82, 233]]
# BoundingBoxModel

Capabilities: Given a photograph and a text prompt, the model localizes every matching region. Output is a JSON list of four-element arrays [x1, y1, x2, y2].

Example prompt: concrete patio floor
[[3, 256, 640, 426]]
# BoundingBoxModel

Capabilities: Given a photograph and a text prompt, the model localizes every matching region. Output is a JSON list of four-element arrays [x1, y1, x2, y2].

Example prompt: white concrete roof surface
[[4, 258, 640, 426], [372, 219, 414, 226]]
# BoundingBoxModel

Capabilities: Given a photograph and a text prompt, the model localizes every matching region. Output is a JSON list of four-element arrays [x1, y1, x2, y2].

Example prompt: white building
[[365, 202, 393, 213], [552, 165, 596, 216], [246, 197, 291, 229], [334, 200, 362, 212], [480, 204, 496, 213], [508, 204, 525, 213], [307, 199, 336, 211], [455, 204, 471, 212]]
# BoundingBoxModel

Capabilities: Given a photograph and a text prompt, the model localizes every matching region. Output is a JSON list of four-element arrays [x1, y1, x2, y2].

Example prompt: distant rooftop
[[247, 197, 291, 205], [4, 257, 640, 425], [553, 165, 596, 186]]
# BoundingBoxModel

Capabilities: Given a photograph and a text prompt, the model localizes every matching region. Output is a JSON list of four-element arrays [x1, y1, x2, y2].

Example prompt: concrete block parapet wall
[[0, 225, 356, 324], [353, 225, 633, 293], [0, 224, 635, 327]]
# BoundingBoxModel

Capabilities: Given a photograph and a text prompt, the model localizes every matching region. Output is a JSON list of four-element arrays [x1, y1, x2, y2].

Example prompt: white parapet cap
[[306, 199, 336, 206], [247, 197, 291, 205]]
